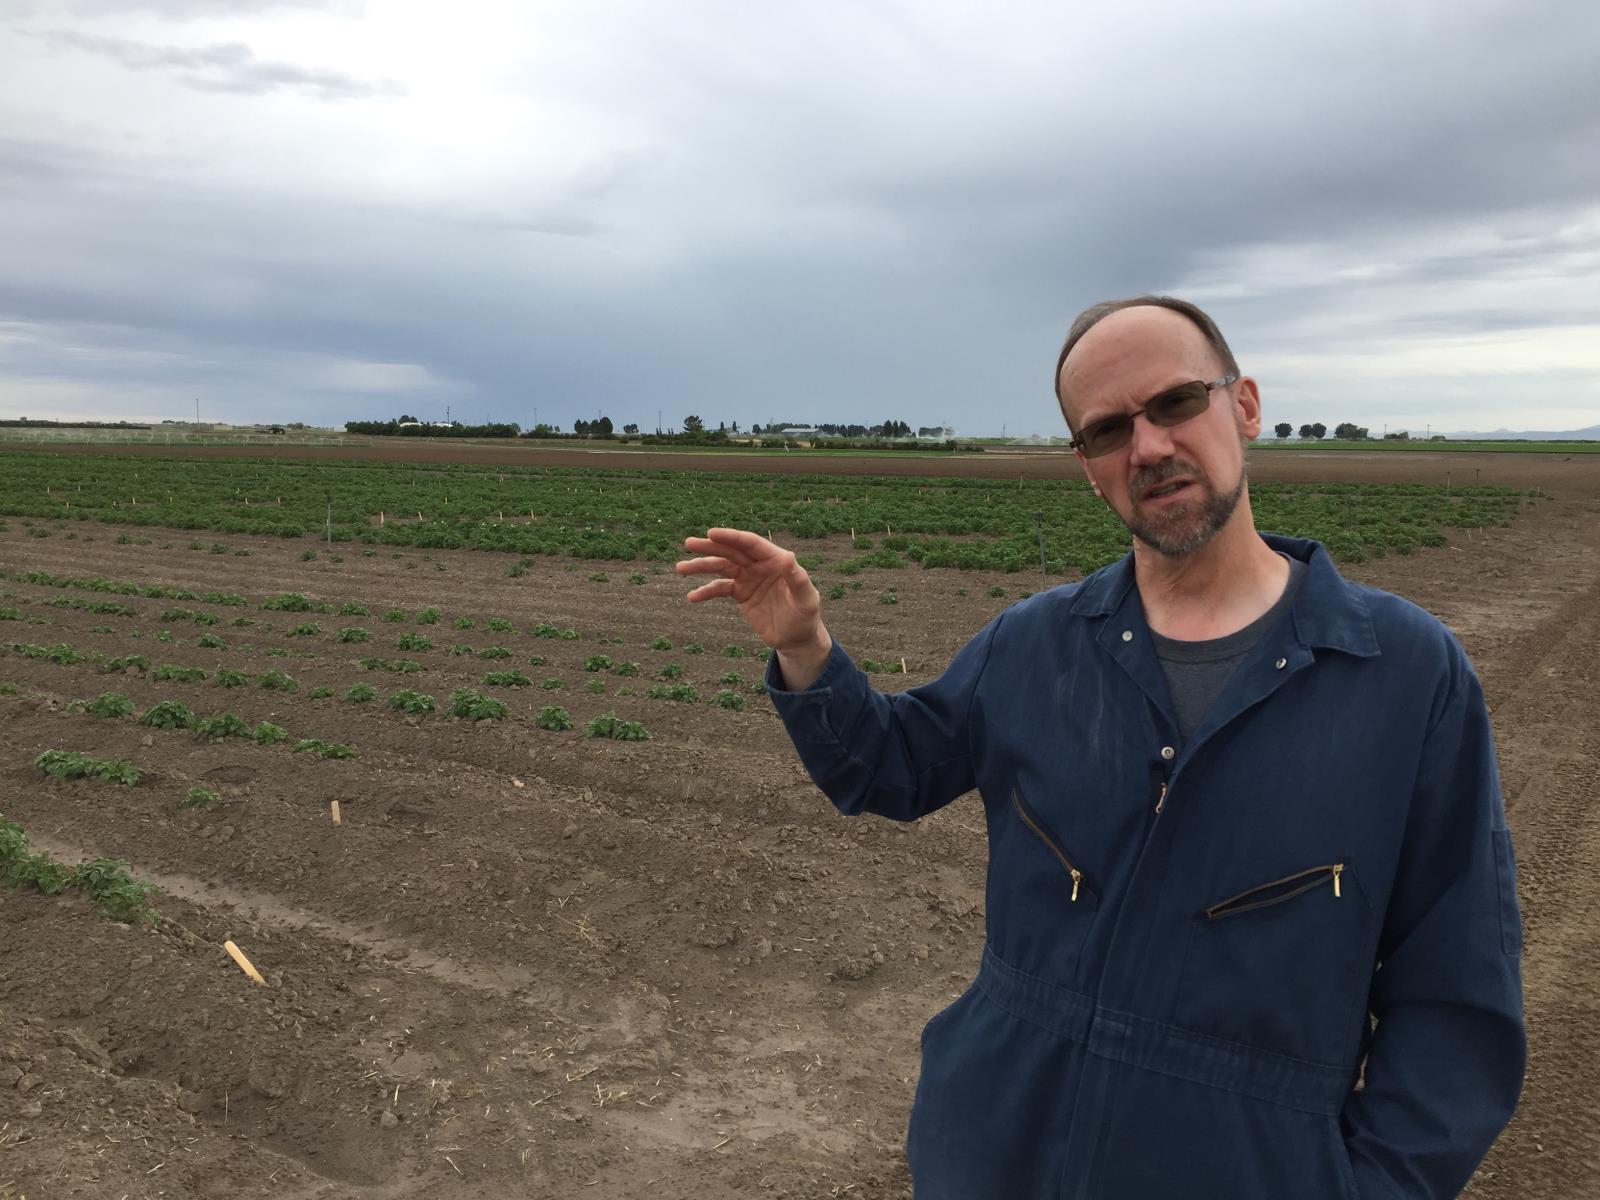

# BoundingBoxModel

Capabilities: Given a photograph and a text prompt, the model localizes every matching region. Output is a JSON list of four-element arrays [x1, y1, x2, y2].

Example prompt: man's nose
[[1127, 410, 1178, 466]]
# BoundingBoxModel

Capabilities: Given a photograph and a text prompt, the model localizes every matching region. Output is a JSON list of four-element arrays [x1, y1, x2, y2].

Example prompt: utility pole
[[195, 398, 200, 424]]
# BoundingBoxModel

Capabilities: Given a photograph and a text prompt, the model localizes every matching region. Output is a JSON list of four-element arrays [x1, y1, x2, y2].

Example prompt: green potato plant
[[535, 705, 573, 731], [585, 712, 650, 741], [35, 749, 141, 785], [449, 688, 507, 720]]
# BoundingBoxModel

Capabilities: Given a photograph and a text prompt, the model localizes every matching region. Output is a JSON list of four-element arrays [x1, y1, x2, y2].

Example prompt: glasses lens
[[1074, 382, 1213, 457], [1079, 415, 1133, 458], [1146, 381, 1211, 427]]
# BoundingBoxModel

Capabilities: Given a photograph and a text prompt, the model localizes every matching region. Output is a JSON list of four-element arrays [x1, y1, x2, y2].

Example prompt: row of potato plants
[[2, 569, 786, 665], [0, 450, 1533, 572], [8, 626, 767, 733], [0, 814, 158, 924]]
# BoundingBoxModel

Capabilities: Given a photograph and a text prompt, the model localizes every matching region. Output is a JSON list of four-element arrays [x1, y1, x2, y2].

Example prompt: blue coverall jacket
[[765, 535, 1525, 1199]]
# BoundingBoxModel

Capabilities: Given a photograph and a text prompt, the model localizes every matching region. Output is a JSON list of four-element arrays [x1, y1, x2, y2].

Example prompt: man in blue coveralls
[[676, 296, 1525, 1199]]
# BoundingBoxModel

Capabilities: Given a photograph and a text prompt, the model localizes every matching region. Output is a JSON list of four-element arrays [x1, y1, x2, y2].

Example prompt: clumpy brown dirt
[[1, 448, 1596, 1198]]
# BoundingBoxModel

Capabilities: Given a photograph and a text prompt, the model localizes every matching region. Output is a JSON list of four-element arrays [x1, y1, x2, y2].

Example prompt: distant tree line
[[812, 438, 976, 452], [513, 414, 733, 445], [1, 418, 152, 429], [344, 412, 960, 446], [345, 415, 521, 438], [1271, 422, 1447, 442], [751, 420, 918, 438]]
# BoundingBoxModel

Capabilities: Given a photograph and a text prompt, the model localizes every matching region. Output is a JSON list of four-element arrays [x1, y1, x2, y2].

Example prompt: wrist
[[775, 627, 833, 690]]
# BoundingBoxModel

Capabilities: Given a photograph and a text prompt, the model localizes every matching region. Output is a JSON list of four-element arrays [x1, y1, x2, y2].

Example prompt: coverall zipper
[[1011, 788, 1092, 902], [1203, 863, 1346, 920]]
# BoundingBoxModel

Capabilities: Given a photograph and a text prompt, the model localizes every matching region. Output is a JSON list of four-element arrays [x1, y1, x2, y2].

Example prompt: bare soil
[[1, 447, 1596, 1199], [4, 439, 1598, 491]]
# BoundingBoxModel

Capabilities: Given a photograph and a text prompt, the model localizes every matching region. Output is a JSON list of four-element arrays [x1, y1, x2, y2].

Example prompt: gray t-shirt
[[1150, 554, 1307, 743]]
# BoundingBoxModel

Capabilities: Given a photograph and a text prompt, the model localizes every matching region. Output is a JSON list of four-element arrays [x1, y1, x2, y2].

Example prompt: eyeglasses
[[1068, 374, 1238, 458]]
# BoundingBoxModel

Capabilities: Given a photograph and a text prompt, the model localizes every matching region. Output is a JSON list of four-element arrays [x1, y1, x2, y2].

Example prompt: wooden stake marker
[[330, 799, 342, 825], [223, 940, 267, 986]]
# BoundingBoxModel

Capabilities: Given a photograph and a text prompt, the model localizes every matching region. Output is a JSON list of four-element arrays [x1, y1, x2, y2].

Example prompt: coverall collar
[[1067, 532, 1381, 659]]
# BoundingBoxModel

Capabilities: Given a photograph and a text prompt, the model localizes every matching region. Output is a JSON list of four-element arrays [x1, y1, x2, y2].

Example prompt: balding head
[[1054, 295, 1238, 431]]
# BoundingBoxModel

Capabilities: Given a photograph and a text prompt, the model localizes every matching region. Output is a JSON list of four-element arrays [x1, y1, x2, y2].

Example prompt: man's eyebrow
[[1074, 405, 1120, 429], [1074, 393, 1144, 429], [1078, 377, 1198, 425]]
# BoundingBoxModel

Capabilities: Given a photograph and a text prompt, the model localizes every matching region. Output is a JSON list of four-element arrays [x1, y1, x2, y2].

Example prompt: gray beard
[[1123, 463, 1247, 557]]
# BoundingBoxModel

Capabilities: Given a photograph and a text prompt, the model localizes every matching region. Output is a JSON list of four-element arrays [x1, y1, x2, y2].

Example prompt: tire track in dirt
[[1465, 499, 1600, 1198], [24, 831, 567, 1004], [0, 829, 693, 1198]]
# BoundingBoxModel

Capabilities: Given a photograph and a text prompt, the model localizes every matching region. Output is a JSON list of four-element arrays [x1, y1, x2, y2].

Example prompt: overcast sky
[[2, 0, 1597, 436]]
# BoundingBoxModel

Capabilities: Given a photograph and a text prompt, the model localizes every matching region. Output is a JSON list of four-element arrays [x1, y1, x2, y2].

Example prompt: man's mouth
[[1142, 479, 1193, 502]]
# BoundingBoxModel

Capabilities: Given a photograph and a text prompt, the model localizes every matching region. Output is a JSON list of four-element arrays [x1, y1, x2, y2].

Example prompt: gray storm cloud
[[0, 0, 1596, 433], [30, 28, 405, 99]]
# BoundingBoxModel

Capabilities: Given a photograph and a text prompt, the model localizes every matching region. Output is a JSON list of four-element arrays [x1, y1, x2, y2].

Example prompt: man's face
[[1057, 306, 1262, 558]]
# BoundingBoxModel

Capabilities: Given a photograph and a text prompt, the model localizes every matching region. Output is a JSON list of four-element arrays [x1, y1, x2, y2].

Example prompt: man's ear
[[1232, 376, 1263, 441]]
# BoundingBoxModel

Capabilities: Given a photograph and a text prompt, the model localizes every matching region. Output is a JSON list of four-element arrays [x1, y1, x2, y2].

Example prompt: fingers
[[681, 539, 758, 571], [675, 556, 735, 577], [678, 529, 798, 609], [708, 527, 776, 550], [685, 578, 738, 603], [685, 528, 783, 561]]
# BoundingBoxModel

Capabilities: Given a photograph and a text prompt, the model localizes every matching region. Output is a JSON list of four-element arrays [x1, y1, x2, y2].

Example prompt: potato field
[[0, 445, 1595, 1200], [0, 450, 1532, 573]]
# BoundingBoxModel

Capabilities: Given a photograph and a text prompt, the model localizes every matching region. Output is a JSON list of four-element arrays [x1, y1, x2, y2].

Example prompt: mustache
[[1130, 459, 1206, 499]]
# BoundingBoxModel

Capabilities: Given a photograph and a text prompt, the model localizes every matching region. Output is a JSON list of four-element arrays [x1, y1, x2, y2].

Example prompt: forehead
[[1059, 307, 1217, 422]]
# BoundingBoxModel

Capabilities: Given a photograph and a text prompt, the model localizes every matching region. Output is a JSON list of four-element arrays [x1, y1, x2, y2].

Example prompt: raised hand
[[676, 527, 833, 689]]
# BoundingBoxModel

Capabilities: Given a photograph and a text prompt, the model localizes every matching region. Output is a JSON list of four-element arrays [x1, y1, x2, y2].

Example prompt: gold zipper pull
[[1332, 864, 1343, 899], [1155, 782, 1167, 814], [1070, 869, 1082, 902]]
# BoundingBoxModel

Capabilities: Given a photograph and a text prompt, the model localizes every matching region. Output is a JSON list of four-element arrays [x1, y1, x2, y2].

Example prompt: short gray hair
[[1054, 295, 1239, 408]]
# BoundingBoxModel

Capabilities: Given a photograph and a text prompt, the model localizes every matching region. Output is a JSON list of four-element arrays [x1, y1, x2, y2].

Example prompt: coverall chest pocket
[[1176, 861, 1371, 1065], [1001, 789, 1100, 978]]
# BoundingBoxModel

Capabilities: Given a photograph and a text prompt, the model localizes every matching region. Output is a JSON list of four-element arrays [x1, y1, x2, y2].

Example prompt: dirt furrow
[[1464, 505, 1600, 1198]]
